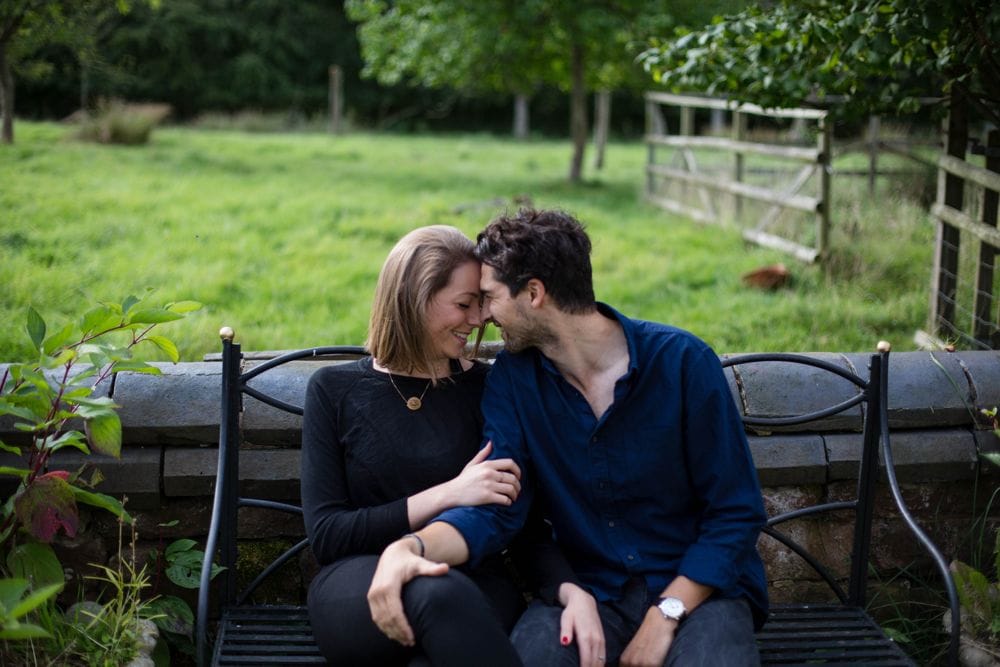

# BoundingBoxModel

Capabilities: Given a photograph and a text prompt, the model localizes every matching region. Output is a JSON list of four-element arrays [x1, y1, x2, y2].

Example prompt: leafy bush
[[0, 294, 199, 664], [75, 101, 172, 145]]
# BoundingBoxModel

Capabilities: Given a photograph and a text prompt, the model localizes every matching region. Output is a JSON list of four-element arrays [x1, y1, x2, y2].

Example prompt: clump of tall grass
[[191, 109, 329, 133], [74, 100, 171, 145]]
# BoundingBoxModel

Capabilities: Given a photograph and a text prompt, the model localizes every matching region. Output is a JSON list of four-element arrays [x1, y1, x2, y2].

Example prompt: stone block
[[761, 486, 824, 517], [749, 435, 827, 486], [884, 351, 976, 429], [164, 447, 301, 500], [240, 359, 353, 446], [0, 446, 162, 510], [949, 351, 1000, 423], [722, 353, 863, 433], [115, 362, 222, 445], [825, 432, 864, 480], [886, 429, 978, 482]]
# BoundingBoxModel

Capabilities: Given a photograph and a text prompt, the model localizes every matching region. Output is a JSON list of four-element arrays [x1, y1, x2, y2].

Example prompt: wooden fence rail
[[644, 92, 831, 263], [929, 123, 1000, 349]]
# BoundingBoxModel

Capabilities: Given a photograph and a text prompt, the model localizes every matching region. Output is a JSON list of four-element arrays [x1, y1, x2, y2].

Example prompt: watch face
[[659, 597, 685, 619]]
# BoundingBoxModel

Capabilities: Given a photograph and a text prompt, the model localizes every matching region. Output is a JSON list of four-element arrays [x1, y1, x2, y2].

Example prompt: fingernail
[[561, 636, 569, 645]]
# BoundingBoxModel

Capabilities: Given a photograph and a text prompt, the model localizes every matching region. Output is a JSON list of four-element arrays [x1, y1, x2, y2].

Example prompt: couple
[[301, 209, 769, 667]]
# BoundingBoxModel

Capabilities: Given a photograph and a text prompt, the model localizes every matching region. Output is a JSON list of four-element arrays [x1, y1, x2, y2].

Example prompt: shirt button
[[608, 520, 615, 528]]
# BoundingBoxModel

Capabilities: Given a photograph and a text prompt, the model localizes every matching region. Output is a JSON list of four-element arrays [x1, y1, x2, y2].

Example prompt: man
[[368, 209, 768, 666]]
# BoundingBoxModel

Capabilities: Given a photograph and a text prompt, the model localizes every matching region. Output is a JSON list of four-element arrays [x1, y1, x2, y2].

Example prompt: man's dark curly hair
[[475, 208, 596, 313]]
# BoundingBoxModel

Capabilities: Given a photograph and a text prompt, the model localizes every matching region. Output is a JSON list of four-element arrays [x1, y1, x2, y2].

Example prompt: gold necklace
[[387, 372, 432, 411]]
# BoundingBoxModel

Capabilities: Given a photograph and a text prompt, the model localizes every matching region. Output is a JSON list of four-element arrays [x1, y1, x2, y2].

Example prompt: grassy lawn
[[1, 121, 936, 362]]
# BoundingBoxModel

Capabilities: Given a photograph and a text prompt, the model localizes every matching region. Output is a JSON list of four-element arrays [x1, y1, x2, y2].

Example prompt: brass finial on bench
[[877, 340, 891, 353], [220, 326, 235, 341]]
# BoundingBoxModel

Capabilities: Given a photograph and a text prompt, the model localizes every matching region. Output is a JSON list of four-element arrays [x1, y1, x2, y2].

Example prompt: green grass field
[[1, 121, 936, 362]]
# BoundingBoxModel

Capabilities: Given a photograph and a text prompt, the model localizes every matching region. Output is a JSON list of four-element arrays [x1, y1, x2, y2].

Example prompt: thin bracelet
[[403, 533, 425, 557]]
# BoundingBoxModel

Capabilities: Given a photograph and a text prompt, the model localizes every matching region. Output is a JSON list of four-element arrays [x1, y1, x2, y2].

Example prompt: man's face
[[480, 264, 553, 353]]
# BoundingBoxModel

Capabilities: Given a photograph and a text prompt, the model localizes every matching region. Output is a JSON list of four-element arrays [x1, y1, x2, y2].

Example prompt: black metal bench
[[196, 332, 960, 666], [722, 345, 959, 666]]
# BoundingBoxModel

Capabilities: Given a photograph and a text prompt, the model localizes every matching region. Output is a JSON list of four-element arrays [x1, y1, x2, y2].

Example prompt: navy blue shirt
[[435, 304, 769, 628]]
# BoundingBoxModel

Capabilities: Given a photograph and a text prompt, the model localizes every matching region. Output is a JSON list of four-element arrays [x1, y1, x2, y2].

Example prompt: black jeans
[[308, 554, 524, 667], [510, 578, 759, 667]]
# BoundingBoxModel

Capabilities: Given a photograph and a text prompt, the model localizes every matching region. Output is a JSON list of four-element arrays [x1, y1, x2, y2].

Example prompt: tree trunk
[[592, 90, 611, 170], [512, 93, 529, 140], [0, 42, 14, 144], [568, 43, 587, 183]]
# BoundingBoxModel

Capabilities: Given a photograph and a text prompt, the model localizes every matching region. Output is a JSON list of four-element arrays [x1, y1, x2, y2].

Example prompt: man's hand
[[619, 607, 676, 667], [367, 536, 449, 646], [558, 583, 606, 667]]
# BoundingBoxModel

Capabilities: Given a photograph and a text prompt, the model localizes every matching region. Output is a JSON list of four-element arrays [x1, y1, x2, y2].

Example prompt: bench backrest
[[195, 334, 368, 664], [720, 347, 959, 663]]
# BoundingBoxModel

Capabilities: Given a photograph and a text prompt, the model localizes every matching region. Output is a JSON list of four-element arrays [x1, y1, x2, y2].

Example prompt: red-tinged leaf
[[14, 475, 79, 542], [38, 470, 70, 481]]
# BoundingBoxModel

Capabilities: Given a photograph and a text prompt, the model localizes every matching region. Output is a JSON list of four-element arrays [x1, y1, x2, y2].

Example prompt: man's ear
[[524, 278, 547, 309]]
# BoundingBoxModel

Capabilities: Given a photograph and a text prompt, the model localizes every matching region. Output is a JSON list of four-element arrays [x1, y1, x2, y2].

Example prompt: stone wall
[[2, 348, 999, 610]]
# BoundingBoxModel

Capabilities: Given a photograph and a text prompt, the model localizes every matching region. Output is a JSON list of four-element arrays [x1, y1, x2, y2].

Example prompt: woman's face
[[425, 260, 483, 362]]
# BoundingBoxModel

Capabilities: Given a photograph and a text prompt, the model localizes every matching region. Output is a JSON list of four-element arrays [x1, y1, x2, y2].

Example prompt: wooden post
[[645, 99, 657, 198], [593, 90, 611, 170], [931, 90, 968, 337], [513, 93, 529, 140], [816, 115, 832, 261], [680, 106, 693, 202], [867, 115, 880, 195], [328, 65, 343, 134], [973, 130, 1000, 346], [732, 110, 746, 222]]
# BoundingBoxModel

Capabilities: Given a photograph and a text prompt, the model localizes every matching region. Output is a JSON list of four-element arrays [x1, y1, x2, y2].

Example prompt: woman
[[301, 225, 528, 666]]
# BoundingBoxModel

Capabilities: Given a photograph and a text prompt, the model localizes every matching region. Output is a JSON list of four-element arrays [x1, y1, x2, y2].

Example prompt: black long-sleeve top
[[301, 357, 490, 564]]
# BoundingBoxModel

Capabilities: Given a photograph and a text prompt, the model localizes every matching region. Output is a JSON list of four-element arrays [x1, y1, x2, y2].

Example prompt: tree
[[638, 0, 999, 126], [346, 0, 686, 183], [0, 1, 150, 144]]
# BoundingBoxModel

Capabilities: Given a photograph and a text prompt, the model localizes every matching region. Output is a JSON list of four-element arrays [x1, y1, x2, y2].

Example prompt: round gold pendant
[[406, 397, 422, 411]]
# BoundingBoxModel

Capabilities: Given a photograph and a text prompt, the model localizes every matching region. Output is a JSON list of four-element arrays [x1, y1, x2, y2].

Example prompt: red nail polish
[[561, 636, 569, 646]]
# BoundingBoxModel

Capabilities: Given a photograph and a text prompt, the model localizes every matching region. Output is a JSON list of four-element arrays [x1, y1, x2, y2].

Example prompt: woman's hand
[[406, 441, 522, 528], [445, 441, 521, 507], [558, 583, 606, 667]]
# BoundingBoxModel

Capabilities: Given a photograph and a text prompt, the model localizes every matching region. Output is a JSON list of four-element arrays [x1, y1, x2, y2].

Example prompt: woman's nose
[[468, 302, 484, 326]]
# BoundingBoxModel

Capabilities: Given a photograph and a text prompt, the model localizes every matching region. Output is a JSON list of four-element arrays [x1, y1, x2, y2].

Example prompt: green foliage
[[0, 293, 201, 550], [144, 534, 223, 658], [74, 100, 171, 145], [99, 0, 358, 118], [0, 578, 62, 640], [639, 0, 1000, 125]]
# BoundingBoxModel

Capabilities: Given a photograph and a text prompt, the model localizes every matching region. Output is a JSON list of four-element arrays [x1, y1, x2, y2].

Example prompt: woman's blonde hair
[[367, 225, 480, 382]]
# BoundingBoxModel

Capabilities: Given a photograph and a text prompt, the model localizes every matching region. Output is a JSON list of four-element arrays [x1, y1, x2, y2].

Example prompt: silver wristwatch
[[655, 596, 687, 622]]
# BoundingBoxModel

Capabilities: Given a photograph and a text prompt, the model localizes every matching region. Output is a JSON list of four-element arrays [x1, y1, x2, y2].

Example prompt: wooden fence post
[[973, 130, 1000, 346], [817, 115, 832, 260], [867, 115, 880, 195], [328, 65, 343, 134], [645, 98, 658, 198], [732, 110, 746, 222], [593, 90, 611, 170], [931, 91, 968, 337]]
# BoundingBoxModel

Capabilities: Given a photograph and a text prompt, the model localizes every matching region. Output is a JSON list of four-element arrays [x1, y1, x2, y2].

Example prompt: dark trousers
[[308, 554, 524, 667], [511, 579, 759, 667]]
